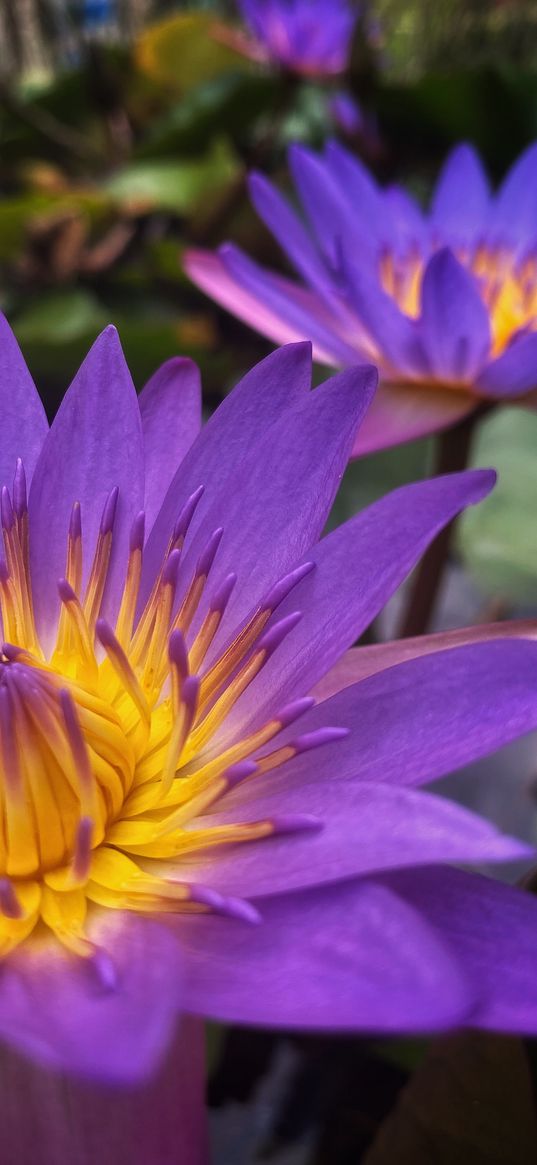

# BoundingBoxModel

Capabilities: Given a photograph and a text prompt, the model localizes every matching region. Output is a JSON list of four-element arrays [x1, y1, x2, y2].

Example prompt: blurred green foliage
[[458, 408, 537, 606]]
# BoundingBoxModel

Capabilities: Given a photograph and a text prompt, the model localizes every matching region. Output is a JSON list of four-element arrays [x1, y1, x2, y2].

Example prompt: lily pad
[[104, 142, 240, 216], [457, 406, 537, 605]]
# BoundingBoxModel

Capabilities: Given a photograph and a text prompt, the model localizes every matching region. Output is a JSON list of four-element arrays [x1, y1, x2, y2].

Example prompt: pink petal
[[313, 619, 537, 701], [353, 381, 477, 456]]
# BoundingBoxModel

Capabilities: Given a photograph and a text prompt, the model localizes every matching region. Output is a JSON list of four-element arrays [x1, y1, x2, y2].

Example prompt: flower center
[[378, 242, 537, 371], [0, 465, 331, 962]]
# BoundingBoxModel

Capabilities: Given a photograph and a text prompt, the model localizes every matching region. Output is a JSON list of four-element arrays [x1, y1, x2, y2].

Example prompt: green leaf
[[104, 142, 240, 215], [376, 68, 537, 173], [14, 290, 107, 344], [134, 74, 279, 160], [135, 12, 247, 94], [457, 407, 537, 604]]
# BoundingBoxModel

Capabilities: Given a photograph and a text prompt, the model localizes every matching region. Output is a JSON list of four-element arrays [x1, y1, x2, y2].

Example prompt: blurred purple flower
[[236, 0, 358, 76], [186, 141, 537, 454], [329, 90, 366, 134], [0, 318, 537, 1134]]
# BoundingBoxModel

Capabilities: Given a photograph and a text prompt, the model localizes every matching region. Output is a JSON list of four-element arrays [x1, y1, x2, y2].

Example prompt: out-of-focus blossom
[[328, 91, 383, 157], [329, 90, 366, 135], [235, 0, 358, 76], [186, 141, 537, 454], [1, 320, 537, 1110]]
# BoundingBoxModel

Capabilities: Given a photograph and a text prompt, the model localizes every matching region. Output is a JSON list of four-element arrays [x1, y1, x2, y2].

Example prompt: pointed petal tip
[[182, 245, 211, 275], [466, 465, 497, 499], [144, 354, 201, 384], [424, 245, 467, 278], [248, 168, 268, 194]]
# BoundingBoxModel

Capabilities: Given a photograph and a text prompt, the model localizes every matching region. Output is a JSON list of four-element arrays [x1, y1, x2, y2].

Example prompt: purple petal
[[182, 781, 530, 898], [140, 342, 315, 605], [383, 185, 426, 247], [0, 914, 182, 1082], [477, 331, 537, 398], [341, 254, 428, 378], [323, 140, 382, 234], [0, 313, 48, 488], [390, 865, 537, 1033], [218, 244, 361, 366], [431, 143, 490, 240], [493, 142, 537, 244], [289, 143, 376, 264], [224, 640, 537, 804], [353, 380, 476, 456], [0, 1016, 208, 1164], [184, 248, 350, 365], [226, 470, 494, 728], [182, 362, 377, 645], [418, 249, 491, 381], [179, 878, 472, 1032], [248, 170, 334, 295], [29, 327, 144, 643], [313, 619, 537, 701], [139, 357, 201, 530]]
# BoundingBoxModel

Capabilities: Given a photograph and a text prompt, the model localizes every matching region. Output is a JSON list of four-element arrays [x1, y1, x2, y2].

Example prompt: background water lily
[[234, 0, 359, 77], [185, 140, 537, 455]]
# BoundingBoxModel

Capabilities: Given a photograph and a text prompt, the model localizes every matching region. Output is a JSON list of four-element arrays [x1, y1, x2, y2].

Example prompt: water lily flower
[[235, 0, 358, 77], [3, 319, 537, 1144], [185, 140, 537, 454]]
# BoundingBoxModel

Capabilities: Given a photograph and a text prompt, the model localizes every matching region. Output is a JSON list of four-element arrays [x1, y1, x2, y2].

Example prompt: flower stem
[[397, 408, 482, 639]]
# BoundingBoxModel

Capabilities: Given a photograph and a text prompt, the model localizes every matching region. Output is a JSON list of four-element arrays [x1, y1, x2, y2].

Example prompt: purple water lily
[[2, 319, 537, 1154], [235, 0, 358, 76], [186, 140, 537, 454]]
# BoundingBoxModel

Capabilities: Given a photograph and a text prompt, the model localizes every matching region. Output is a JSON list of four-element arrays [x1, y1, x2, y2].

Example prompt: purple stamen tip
[[223, 759, 258, 788], [100, 486, 119, 536], [188, 883, 260, 925], [173, 485, 204, 542], [59, 687, 76, 723], [278, 696, 315, 728], [91, 949, 119, 994], [0, 878, 22, 920], [197, 527, 224, 578], [58, 577, 77, 604], [219, 896, 261, 925], [294, 726, 350, 753], [130, 510, 145, 553], [187, 883, 222, 910], [257, 611, 302, 656], [13, 459, 27, 517], [162, 547, 181, 587], [262, 561, 315, 612], [95, 618, 115, 648], [210, 572, 237, 614], [168, 628, 189, 678], [73, 816, 93, 880], [271, 814, 323, 835], [182, 674, 200, 716], [1, 487, 13, 532], [69, 501, 82, 542]]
